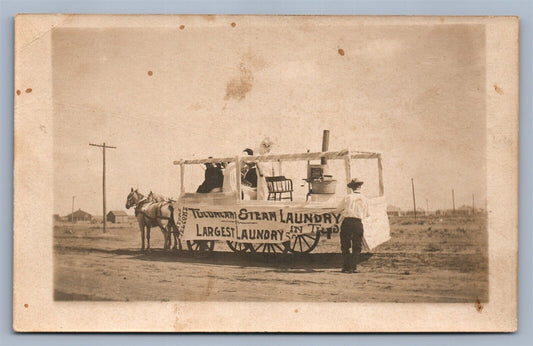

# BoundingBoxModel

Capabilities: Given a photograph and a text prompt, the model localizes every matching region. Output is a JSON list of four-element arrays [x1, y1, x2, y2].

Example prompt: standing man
[[339, 178, 369, 273]]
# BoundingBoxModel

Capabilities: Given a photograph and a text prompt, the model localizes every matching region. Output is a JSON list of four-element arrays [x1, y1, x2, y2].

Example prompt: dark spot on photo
[[224, 63, 253, 101]]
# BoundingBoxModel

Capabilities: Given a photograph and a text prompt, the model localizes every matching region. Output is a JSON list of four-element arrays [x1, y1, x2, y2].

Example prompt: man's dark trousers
[[340, 217, 364, 271]]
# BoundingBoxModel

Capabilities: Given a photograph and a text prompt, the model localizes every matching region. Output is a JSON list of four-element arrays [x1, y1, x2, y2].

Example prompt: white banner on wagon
[[175, 205, 342, 243], [175, 202, 390, 250]]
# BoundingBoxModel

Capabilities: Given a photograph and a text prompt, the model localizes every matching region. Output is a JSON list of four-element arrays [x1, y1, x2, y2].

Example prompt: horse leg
[[168, 222, 179, 251], [140, 225, 146, 252], [172, 229, 179, 251], [162, 203, 180, 251], [146, 226, 151, 252], [163, 225, 170, 250], [168, 224, 178, 251], [155, 220, 169, 250], [162, 224, 170, 250]]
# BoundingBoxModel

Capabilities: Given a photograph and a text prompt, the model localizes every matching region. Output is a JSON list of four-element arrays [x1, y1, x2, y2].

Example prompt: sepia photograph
[[13, 15, 518, 332]]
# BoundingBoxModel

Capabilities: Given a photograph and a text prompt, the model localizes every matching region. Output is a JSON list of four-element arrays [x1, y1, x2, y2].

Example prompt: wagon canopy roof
[[174, 149, 381, 165]]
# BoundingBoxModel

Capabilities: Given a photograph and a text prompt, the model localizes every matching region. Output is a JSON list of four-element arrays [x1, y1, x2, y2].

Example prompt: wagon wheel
[[186, 240, 215, 252], [226, 241, 251, 253], [248, 241, 289, 254], [289, 232, 321, 254]]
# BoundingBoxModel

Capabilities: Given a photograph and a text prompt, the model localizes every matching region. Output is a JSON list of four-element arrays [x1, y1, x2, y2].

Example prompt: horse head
[[126, 188, 144, 209]]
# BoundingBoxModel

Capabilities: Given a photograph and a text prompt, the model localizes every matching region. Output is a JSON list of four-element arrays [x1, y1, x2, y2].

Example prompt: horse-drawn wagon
[[172, 148, 390, 254]]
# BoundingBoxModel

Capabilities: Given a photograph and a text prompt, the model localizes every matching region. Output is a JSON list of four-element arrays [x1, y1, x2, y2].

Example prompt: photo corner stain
[[475, 298, 483, 313]]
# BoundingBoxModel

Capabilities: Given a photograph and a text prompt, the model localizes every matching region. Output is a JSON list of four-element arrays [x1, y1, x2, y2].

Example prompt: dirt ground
[[54, 215, 488, 302]]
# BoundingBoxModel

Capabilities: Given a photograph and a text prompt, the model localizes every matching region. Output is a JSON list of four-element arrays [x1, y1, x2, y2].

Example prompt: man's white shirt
[[340, 191, 369, 219]]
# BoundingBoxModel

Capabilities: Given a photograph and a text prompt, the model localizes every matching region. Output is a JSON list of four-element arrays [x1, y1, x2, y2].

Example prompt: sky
[[52, 20, 486, 215]]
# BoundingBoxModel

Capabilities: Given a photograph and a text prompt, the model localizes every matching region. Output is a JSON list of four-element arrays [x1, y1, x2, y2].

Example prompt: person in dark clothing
[[339, 178, 369, 273], [240, 148, 257, 187], [242, 164, 258, 188], [196, 160, 224, 193]]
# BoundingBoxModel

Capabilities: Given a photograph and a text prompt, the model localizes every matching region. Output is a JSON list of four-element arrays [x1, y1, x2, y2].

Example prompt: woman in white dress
[[223, 148, 257, 200], [222, 160, 237, 193], [255, 138, 275, 201]]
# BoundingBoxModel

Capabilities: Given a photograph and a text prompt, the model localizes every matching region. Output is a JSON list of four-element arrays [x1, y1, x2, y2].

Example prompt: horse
[[147, 191, 175, 203], [125, 188, 179, 252], [147, 190, 180, 249]]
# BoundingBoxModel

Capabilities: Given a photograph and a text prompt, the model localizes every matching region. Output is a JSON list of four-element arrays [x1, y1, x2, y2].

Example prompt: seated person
[[221, 148, 258, 199], [196, 160, 224, 193], [242, 162, 258, 188], [240, 148, 257, 200]]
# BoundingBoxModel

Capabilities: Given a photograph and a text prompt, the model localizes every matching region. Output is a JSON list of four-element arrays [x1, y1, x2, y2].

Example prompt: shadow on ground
[[54, 245, 373, 270]]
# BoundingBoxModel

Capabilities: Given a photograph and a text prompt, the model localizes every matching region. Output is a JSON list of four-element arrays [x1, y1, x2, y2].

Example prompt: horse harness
[[135, 199, 169, 220], [134, 198, 179, 236]]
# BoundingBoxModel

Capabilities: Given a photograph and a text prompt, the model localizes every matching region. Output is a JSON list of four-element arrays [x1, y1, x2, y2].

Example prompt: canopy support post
[[179, 163, 185, 196], [378, 154, 384, 196], [344, 149, 352, 194], [278, 160, 283, 175], [235, 156, 241, 203]]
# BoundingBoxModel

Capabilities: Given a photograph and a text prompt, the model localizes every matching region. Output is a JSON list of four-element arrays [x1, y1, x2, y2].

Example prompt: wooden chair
[[265, 176, 293, 201]]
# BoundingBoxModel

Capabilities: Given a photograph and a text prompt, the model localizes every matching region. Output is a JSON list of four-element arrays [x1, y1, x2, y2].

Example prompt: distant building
[[65, 209, 92, 223], [404, 208, 426, 217], [436, 205, 475, 216], [387, 205, 402, 217], [53, 214, 62, 222], [107, 210, 128, 223], [454, 205, 473, 216]]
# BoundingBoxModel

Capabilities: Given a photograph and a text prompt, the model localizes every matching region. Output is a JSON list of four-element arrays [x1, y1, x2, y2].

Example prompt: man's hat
[[347, 178, 364, 189], [242, 148, 254, 156]]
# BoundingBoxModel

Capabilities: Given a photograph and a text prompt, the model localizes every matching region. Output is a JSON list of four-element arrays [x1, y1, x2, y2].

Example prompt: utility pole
[[89, 142, 116, 233], [426, 198, 429, 216], [411, 178, 417, 219], [452, 189, 456, 214], [472, 194, 475, 216], [71, 196, 75, 224]]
